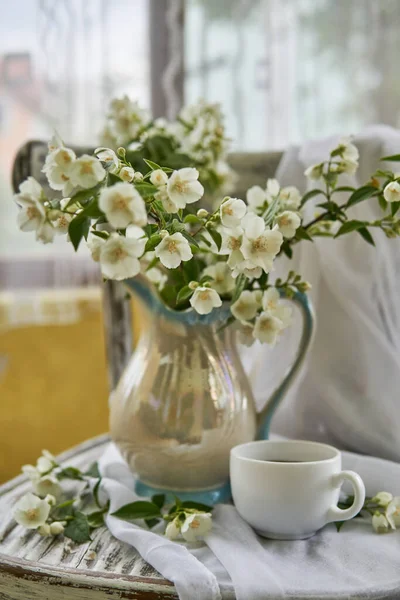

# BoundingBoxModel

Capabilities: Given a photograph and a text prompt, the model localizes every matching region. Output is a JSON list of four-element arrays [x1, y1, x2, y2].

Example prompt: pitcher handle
[[257, 290, 315, 440]]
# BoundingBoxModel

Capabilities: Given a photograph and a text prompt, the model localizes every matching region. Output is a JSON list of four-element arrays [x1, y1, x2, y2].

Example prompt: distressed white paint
[[0, 435, 179, 599]]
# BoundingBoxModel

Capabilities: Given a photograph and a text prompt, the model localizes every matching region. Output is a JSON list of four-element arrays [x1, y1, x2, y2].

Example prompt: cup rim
[[230, 439, 340, 465]]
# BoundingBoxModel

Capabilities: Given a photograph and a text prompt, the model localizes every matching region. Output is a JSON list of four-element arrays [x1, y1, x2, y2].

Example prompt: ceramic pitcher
[[109, 276, 314, 504]]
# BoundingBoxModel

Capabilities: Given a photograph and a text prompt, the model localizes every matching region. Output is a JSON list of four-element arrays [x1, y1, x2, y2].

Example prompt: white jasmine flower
[[220, 226, 244, 267], [304, 163, 323, 180], [339, 159, 358, 175], [69, 155, 105, 189], [146, 267, 167, 290], [48, 210, 73, 235], [94, 147, 120, 173], [22, 464, 39, 480], [38, 524, 51, 536], [15, 178, 46, 233], [372, 512, 391, 534], [275, 210, 301, 238], [33, 475, 62, 499], [165, 518, 181, 540], [50, 522, 65, 536], [45, 494, 57, 507], [231, 260, 262, 280], [253, 312, 284, 345], [241, 216, 283, 272], [386, 497, 400, 529], [181, 513, 212, 542], [156, 186, 179, 214], [167, 168, 204, 208], [98, 182, 147, 229], [384, 181, 400, 203], [372, 492, 394, 508], [155, 232, 193, 269], [279, 186, 301, 211], [99, 233, 145, 280], [272, 304, 292, 328], [13, 493, 51, 529], [43, 147, 76, 193], [36, 221, 56, 244], [339, 138, 359, 162], [37, 455, 54, 474], [237, 322, 255, 347], [220, 197, 247, 228], [203, 262, 235, 295], [190, 286, 222, 315], [119, 166, 135, 182], [48, 132, 64, 152], [246, 185, 268, 212], [150, 169, 168, 187], [87, 235, 105, 262], [267, 178, 280, 197], [262, 287, 280, 312], [231, 290, 260, 322]]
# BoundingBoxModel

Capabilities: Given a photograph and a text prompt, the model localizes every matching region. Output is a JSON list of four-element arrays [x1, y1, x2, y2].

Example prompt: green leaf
[[346, 185, 377, 207], [107, 172, 121, 186], [64, 512, 91, 543], [208, 228, 222, 251], [84, 462, 101, 478], [87, 510, 106, 529], [378, 195, 388, 212], [335, 220, 365, 237], [357, 227, 375, 246], [181, 230, 199, 247], [176, 285, 193, 305], [171, 219, 185, 233], [145, 234, 162, 252], [181, 500, 213, 512], [57, 466, 84, 481], [334, 521, 345, 532], [111, 501, 162, 521], [391, 201, 400, 217], [334, 186, 356, 193], [91, 230, 108, 240], [198, 233, 211, 247], [295, 227, 313, 242], [68, 184, 102, 206], [151, 495, 166, 510], [143, 158, 161, 171], [80, 199, 104, 219], [134, 182, 158, 198], [184, 214, 202, 225], [54, 499, 75, 519], [281, 241, 293, 258], [93, 478, 102, 509], [300, 189, 324, 206], [68, 215, 91, 251], [143, 223, 158, 237], [145, 518, 161, 529], [232, 274, 247, 303], [381, 154, 400, 162]]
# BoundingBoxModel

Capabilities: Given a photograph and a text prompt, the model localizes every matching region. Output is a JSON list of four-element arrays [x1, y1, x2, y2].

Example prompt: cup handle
[[327, 470, 366, 522]]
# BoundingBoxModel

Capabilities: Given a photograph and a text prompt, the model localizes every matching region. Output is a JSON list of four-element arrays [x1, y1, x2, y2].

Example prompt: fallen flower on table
[[14, 451, 213, 545], [336, 490, 399, 533]]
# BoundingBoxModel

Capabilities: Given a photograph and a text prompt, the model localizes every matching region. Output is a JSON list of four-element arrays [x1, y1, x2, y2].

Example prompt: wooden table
[[0, 435, 179, 599]]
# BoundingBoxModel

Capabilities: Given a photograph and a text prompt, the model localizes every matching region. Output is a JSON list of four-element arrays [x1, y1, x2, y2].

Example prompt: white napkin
[[99, 443, 400, 600]]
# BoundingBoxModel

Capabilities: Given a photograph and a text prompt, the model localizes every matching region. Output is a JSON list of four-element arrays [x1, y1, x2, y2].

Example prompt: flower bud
[[45, 494, 57, 506], [372, 492, 393, 508], [205, 221, 213, 229], [188, 281, 199, 290], [50, 521, 65, 535], [117, 147, 126, 158], [196, 208, 208, 219], [133, 172, 144, 183], [159, 230, 168, 239], [119, 166, 135, 182], [38, 524, 51, 537]]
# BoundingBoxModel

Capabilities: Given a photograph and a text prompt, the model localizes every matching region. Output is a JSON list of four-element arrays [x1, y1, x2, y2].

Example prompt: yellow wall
[[0, 290, 111, 483]]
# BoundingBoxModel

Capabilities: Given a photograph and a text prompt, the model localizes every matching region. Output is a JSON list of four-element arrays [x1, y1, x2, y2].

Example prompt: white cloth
[[243, 125, 400, 462], [99, 442, 400, 600]]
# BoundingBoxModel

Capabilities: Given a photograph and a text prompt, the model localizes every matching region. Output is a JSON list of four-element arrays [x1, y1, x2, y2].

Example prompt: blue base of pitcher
[[135, 479, 232, 506]]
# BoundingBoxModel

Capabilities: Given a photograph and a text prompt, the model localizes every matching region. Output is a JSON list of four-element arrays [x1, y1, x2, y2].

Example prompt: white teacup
[[230, 440, 365, 540]]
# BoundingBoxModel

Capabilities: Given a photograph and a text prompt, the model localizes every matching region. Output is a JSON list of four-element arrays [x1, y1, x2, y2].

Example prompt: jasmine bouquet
[[14, 98, 400, 346]]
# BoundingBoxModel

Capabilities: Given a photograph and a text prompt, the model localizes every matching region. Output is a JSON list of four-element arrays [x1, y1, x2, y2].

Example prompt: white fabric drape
[[243, 125, 400, 461], [98, 441, 400, 600]]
